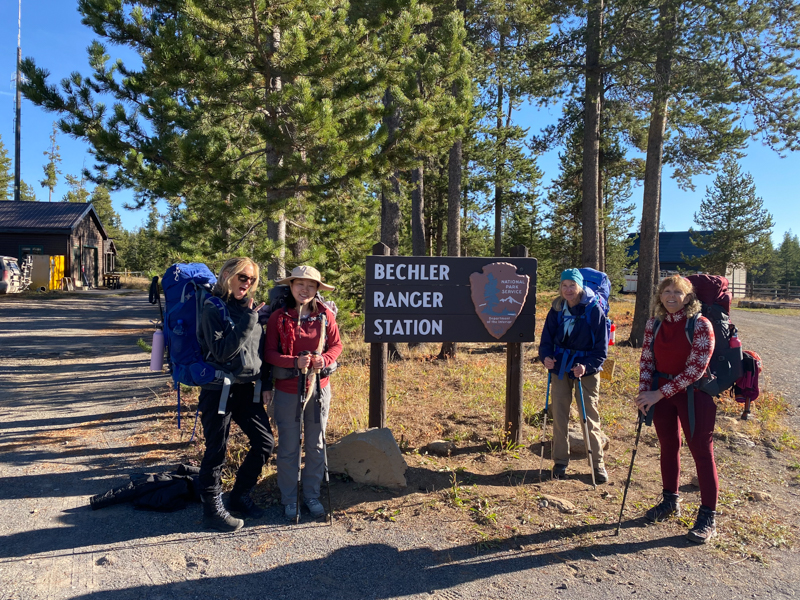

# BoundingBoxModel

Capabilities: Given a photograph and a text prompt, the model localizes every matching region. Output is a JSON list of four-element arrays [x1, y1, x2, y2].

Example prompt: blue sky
[[1, 1, 798, 244]]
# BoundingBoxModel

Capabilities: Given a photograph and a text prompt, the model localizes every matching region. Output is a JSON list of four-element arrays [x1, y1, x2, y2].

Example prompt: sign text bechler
[[364, 257, 537, 343]]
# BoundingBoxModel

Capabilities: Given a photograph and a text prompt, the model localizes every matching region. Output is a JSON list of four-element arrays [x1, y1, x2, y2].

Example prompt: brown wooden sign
[[365, 256, 537, 343]]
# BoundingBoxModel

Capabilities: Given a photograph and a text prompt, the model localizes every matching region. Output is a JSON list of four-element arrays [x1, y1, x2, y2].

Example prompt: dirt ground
[[1, 292, 799, 600]]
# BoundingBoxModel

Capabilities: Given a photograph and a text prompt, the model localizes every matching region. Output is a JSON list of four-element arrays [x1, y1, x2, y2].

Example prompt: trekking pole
[[296, 351, 312, 524], [615, 406, 654, 536], [319, 390, 333, 526], [575, 376, 597, 489], [538, 372, 551, 482]]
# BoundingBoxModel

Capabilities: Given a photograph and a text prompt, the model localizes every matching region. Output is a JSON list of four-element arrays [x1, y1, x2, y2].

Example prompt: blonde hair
[[551, 280, 584, 310], [653, 275, 701, 319], [214, 257, 260, 300]]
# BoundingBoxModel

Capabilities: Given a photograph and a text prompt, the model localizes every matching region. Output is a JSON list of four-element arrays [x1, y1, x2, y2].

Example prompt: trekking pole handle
[[298, 350, 312, 375]]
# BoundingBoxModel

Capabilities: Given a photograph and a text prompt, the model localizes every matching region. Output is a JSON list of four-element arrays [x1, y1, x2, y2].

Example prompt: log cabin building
[[0, 201, 114, 288]]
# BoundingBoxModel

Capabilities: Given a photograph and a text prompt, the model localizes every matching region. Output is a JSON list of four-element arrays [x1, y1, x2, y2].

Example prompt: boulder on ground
[[540, 494, 577, 514], [327, 427, 408, 488], [747, 491, 773, 503], [568, 426, 610, 458], [424, 440, 456, 457]]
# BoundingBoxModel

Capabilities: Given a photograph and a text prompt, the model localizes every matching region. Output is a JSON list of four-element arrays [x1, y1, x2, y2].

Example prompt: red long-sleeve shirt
[[638, 309, 714, 398], [264, 305, 343, 394]]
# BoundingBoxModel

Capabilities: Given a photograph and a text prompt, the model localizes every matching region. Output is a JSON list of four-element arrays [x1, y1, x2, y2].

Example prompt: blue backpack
[[580, 267, 612, 344], [161, 263, 236, 429], [579, 268, 611, 320]]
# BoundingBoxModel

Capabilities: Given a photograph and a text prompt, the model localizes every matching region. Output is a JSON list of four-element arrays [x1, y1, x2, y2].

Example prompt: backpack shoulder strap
[[204, 295, 228, 319], [650, 317, 663, 353], [685, 313, 700, 345]]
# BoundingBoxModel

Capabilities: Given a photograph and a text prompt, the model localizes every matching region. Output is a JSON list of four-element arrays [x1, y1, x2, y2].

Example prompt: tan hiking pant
[[550, 372, 605, 468]]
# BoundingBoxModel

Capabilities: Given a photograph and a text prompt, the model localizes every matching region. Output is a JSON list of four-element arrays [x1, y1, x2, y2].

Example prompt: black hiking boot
[[594, 465, 609, 484], [645, 491, 681, 523], [229, 488, 265, 520], [552, 464, 567, 480], [202, 493, 244, 532], [687, 506, 717, 544]]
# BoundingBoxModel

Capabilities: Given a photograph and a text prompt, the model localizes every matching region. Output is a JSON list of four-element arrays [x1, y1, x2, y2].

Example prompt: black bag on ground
[[89, 465, 201, 512]]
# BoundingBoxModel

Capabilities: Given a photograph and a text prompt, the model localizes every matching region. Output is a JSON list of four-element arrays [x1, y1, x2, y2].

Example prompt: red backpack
[[734, 350, 762, 420], [685, 274, 743, 396]]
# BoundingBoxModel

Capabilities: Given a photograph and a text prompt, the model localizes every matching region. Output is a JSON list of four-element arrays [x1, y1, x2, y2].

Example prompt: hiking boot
[[552, 464, 567, 480], [687, 506, 717, 544], [645, 491, 681, 523], [285, 503, 298, 521], [305, 498, 325, 518], [594, 465, 609, 484], [202, 493, 244, 532], [229, 489, 265, 520]]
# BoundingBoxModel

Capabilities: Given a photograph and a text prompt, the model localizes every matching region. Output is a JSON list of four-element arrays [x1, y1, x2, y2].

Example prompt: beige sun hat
[[276, 265, 335, 292]]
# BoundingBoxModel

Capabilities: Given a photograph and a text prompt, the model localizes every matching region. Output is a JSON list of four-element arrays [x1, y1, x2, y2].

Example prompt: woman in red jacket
[[635, 275, 717, 543], [264, 266, 343, 521]]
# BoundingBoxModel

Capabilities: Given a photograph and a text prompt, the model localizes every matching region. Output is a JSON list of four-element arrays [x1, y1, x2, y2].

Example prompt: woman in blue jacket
[[539, 269, 609, 482]]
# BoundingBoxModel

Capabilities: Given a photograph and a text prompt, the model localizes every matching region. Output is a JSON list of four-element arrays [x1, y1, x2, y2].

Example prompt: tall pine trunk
[[439, 113, 463, 358], [381, 88, 403, 360], [581, 0, 603, 270], [411, 164, 426, 256], [629, 1, 677, 347], [381, 89, 402, 257], [266, 26, 286, 279], [494, 33, 505, 258]]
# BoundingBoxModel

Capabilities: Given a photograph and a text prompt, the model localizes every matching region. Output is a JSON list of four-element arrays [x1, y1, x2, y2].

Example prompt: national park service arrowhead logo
[[469, 262, 530, 339]]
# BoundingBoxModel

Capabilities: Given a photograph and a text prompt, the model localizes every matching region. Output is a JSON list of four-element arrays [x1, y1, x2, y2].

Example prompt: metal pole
[[14, 0, 22, 201], [615, 412, 645, 536], [576, 378, 597, 489]]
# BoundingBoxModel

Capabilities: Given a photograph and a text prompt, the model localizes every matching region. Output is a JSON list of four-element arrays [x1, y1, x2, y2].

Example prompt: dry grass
[[137, 296, 799, 560], [118, 276, 152, 291]]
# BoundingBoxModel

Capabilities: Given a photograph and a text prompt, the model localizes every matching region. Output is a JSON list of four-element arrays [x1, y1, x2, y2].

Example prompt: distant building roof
[[0, 201, 107, 239], [628, 231, 711, 267]]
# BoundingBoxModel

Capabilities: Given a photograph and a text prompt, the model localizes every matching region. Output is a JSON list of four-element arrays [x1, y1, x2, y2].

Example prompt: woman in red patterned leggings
[[635, 275, 718, 544]]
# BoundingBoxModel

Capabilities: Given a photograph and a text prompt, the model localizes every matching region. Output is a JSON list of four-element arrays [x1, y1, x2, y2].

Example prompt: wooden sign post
[[368, 242, 390, 428], [365, 247, 537, 444]]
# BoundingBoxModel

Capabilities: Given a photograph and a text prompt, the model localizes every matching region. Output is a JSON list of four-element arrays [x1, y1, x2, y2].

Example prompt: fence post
[[505, 245, 528, 446], [369, 242, 390, 428]]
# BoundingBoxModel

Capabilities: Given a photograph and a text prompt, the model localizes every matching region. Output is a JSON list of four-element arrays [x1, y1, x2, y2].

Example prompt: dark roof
[[627, 231, 711, 265], [0, 201, 107, 239]]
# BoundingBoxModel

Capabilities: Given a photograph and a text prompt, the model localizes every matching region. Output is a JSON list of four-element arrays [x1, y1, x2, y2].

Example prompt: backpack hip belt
[[554, 345, 589, 380]]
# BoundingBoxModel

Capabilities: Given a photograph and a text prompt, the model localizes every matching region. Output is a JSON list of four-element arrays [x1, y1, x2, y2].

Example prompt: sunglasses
[[237, 274, 257, 285]]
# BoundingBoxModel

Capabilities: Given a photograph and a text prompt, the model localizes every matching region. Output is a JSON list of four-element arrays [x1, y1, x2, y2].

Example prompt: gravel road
[[0, 295, 798, 600]]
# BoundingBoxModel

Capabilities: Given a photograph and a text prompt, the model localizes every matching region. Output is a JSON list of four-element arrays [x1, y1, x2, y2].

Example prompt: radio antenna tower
[[13, 0, 22, 202]]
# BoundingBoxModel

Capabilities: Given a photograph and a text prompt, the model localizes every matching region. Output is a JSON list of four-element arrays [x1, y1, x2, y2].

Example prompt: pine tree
[[623, 0, 800, 346], [465, 0, 551, 256], [40, 123, 61, 202], [0, 136, 12, 201], [89, 186, 122, 238], [774, 231, 800, 286], [21, 0, 463, 274], [63, 174, 90, 203], [19, 180, 38, 202], [689, 158, 774, 275]]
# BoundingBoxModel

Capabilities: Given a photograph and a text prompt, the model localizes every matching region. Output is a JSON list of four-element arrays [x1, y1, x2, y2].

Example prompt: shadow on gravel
[[0, 404, 172, 432], [57, 534, 688, 600]]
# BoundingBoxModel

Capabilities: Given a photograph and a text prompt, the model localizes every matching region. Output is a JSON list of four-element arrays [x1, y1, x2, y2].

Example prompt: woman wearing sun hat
[[264, 265, 343, 521], [538, 268, 609, 483]]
